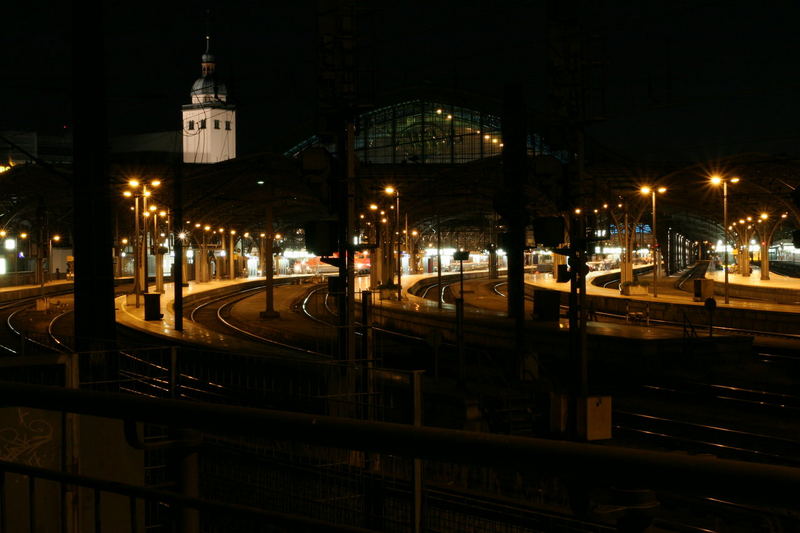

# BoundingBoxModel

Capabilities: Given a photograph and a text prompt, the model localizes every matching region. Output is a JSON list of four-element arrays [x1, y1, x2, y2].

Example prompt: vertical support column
[[261, 199, 279, 319], [133, 196, 141, 307], [455, 297, 465, 386], [72, 0, 116, 354], [63, 353, 80, 533], [229, 232, 235, 281], [411, 370, 424, 533], [651, 192, 658, 298], [396, 193, 402, 301], [346, 122, 357, 360], [622, 212, 633, 285], [199, 240, 206, 283], [142, 195, 150, 295], [167, 348, 199, 533], [155, 213, 164, 294], [501, 82, 529, 380], [361, 291, 375, 420], [436, 213, 442, 309], [761, 240, 770, 280], [173, 162, 184, 331]]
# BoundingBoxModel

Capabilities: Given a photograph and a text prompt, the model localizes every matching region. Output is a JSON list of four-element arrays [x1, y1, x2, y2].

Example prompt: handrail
[[682, 309, 698, 338], [0, 458, 377, 533], [1, 381, 799, 507]]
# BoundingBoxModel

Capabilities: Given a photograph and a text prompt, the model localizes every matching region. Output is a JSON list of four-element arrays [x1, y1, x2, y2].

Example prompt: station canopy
[[1, 99, 799, 252]]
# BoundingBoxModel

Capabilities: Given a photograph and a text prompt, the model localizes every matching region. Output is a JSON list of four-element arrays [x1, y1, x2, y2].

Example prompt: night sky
[[5, 1, 800, 161]]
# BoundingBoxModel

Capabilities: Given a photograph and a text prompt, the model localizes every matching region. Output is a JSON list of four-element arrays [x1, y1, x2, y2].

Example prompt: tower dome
[[190, 36, 227, 103], [191, 75, 227, 102]]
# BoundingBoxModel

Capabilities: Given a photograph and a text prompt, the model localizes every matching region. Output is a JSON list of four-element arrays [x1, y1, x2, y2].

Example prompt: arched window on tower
[[188, 120, 195, 130], [200, 119, 206, 129]]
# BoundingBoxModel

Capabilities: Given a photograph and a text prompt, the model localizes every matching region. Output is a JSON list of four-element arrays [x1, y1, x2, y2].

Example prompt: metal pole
[[202, 236, 206, 282], [396, 192, 402, 301], [436, 213, 442, 309], [652, 191, 658, 298], [229, 232, 235, 281], [405, 213, 410, 273], [63, 353, 80, 533], [723, 181, 729, 304], [261, 201, 278, 318], [47, 238, 52, 284], [457, 259, 465, 386], [346, 121, 357, 360], [411, 370, 424, 533], [155, 214, 164, 293], [173, 166, 184, 331]]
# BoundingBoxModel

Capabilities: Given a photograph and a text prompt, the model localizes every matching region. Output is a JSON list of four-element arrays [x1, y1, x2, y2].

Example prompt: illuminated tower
[[182, 36, 236, 163]]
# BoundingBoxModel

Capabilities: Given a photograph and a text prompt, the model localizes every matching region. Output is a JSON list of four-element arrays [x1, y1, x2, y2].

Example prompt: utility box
[[143, 292, 163, 321], [533, 289, 561, 321], [577, 395, 612, 441], [693, 278, 715, 302]]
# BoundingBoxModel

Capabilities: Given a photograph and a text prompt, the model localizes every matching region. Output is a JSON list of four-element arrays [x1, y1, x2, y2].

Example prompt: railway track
[[3, 290, 75, 354], [614, 410, 800, 467]]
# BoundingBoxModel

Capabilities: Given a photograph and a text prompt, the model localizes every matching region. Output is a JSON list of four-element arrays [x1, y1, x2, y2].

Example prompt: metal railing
[[1, 381, 799, 532]]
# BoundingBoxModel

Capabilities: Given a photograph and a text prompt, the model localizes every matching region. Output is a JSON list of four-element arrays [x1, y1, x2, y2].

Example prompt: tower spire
[[201, 35, 215, 77], [201, 8, 215, 76]]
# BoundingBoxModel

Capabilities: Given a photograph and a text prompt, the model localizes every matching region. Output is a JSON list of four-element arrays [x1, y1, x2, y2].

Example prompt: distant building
[[182, 36, 236, 164], [0, 130, 73, 166], [110, 131, 181, 155]]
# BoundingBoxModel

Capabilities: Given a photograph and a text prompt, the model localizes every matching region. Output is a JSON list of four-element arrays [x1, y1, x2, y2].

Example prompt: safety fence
[[1, 381, 800, 532]]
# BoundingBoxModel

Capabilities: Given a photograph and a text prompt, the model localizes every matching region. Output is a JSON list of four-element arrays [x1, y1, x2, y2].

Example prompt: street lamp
[[710, 175, 739, 304], [47, 234, 61, 284], [640, 186, 666, 297], [385, 186, 401, 301], [124, 178, 161, 306]]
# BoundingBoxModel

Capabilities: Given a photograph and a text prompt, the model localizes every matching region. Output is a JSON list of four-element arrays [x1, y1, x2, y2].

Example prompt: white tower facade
[[182, 37, 236, 163]]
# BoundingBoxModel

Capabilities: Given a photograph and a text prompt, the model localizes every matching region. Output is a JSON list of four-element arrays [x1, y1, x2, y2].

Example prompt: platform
[[109, 262, 800, 362]]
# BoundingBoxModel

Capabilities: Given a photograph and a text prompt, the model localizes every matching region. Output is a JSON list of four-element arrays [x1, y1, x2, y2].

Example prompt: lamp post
[[640, 186, 666, 298], [124, 179, 160, 306], [229, 229, 236, 281], [47, 234, 61, 283], [710, 175, 739, 304], [119, 237, 128, 278], [150, 207, 168, 293], [385, 186, 401, 301], [200, 225, 211, 282], [367, 203, 380, 289], [19, 232, 28, 275], [216, 228, 225, 281]]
